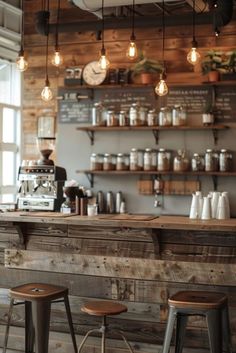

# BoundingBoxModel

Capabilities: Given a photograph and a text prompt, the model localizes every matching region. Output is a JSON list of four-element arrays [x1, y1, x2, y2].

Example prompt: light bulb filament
[[52, 50, 63, 67], [41, 85, 53, 102], [16, 55, 28, 72], [127, 41, 138, 60], [155, 78, 168, 96], [187, 47, 200, 65]]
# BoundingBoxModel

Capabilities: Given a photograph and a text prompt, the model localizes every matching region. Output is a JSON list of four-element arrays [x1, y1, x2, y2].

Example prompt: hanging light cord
[[20, 0, 24, 51], [45, 0, 50, 83], [192, 0, 196, 42], [55, 0, 61, 49], [131, 0, 135, 40], [162, 0, 165, 65], [101, 0, 105, 50]]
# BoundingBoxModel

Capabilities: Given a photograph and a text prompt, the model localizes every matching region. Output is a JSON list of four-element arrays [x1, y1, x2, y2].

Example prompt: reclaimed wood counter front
[[0, 213, 235, 353]]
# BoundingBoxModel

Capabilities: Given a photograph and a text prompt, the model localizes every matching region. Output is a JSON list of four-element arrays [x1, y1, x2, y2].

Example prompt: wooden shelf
[[77, 169, 236, 188], [77, 124, 229, 145]]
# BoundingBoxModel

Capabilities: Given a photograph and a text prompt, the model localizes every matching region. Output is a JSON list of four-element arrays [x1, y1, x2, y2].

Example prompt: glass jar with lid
[[219, 149, 232, 172], [147, 109, 157, 126], [205, 149, 219, 172], [116, 153, 130, 170], [92, 102, 106, 126], [144, 148, 157, 171], [130, 148, 144, 170], [106, 110, 119, 127], [172, 105, 187, 126], [90, 153, 103, 171], [173, 150, 189, 172], [118, 111, 129, 126], [157, 148, 171, 171], [158, 107, 172, 126], [139, 106, 147, 126], [191, 153, 205, 171], [103, 153, 114, 171]]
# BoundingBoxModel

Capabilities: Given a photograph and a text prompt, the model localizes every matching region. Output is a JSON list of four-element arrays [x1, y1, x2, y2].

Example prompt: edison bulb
[[16, 55, 28, 72], [155, 79, 168, 96], [187, 47, 201, 65], [52, 50, 63, 67], [127, 41, 138, 60], [41, 85, 53, 102], [99, 54, 110, 70]]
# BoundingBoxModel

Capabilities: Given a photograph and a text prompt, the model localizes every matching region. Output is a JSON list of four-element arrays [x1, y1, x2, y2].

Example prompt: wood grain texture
[[5, 249, 236, 286]]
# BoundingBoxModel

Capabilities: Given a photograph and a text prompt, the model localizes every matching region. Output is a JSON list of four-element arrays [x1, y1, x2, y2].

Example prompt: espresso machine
[[17, 165, 67, 211]]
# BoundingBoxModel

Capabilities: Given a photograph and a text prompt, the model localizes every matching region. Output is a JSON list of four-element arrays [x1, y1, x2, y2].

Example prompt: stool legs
[[222, 305, 232, 353], [162, 306, 176, 353], [206, 309, 222, 353], [3, 298, 14, 353], [116, 331, 135, 353], [175, 314, 188, 353], [32, 301, 51, 353], [25, 301, 35, 353], [64, 295, 78, 353]]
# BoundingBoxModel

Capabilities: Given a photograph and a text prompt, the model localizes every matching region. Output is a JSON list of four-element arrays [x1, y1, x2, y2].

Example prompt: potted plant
[[202, 103, 215, 126], [220, 50, 236, 80], [201, 50, 224, 82], [131, 52, 163, 84]]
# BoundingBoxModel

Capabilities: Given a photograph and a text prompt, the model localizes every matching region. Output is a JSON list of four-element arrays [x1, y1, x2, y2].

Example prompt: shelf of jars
[[76, 169, 236, 189], [77, 124, 229, 145]]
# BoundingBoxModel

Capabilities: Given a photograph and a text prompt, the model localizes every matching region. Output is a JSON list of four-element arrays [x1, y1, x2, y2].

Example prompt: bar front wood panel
[[0, 219, 236, 353]]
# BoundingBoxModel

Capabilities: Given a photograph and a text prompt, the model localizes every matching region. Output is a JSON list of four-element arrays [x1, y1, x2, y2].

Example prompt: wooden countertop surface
[[0, 211, 236, 231]]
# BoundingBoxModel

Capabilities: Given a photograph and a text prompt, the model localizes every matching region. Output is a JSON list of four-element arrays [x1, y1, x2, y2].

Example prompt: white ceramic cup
[[211, 191, 220, 219], [189, 194, 200, 219], [216, 195, 227, 220], [222, 192, 230, 219]]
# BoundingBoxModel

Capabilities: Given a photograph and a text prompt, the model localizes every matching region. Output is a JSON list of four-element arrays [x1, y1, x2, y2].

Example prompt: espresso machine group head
[[17, 165, 67, 211]]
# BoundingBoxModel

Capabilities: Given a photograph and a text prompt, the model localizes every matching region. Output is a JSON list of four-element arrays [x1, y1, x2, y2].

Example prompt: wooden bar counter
[[0, 212, 235, 353]]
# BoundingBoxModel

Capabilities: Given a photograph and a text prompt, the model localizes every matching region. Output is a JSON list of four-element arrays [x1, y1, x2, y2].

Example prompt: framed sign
[[37, 116, 55, 138]]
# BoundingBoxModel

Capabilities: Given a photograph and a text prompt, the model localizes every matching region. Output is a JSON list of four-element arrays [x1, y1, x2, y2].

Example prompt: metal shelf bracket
[[85, 172, 94, 188], [212, 175, 218, 191], [212, 129, 218, 145], [152, 130, 159, 145], [86, 131, 95, 145]]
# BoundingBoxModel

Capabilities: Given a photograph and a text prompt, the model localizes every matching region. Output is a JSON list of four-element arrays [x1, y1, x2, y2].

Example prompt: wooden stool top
[[168, 291, 227, 310], [10, 283, 68, 301], [81, 301, 128, 316]]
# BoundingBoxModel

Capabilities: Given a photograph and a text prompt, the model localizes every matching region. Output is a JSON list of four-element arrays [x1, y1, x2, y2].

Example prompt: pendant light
[[98, 0, 110, 70], [16, 0, 28, 72], [155, 0, 168, 97], [41, 0, 53, 102], [187, 0, 200, 66], [52, 0, 63, 67], [126, 0, 138, 60]]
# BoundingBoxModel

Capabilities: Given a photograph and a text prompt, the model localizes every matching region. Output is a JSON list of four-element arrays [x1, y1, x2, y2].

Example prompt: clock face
[[82, 61, 107, 86]]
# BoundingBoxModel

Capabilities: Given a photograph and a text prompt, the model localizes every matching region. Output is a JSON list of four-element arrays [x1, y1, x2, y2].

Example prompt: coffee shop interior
[[0, 1, 236, 353]]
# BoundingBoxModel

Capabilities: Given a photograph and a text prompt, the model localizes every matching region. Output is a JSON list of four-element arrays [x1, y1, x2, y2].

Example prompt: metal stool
[[3, 283, 78, 353], [79, 300, 135, 353], [162, 290, 232, 353]]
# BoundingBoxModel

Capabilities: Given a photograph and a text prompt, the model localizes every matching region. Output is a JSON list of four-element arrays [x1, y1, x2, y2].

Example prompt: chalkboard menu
[[215, 85, 236, 122], [58, 84, 236, 124], [161, 86, 212, 113]]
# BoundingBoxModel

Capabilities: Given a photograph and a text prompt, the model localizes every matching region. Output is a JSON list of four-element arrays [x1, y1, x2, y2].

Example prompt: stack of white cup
[[189, 191, 230, 220]]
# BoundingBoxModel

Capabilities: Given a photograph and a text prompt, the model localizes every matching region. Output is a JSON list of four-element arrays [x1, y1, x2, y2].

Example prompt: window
[[0, 60, 21, 203]]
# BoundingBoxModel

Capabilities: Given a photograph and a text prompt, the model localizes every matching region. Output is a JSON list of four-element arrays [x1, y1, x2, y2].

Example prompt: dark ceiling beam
[[36, 11, 217, 35]]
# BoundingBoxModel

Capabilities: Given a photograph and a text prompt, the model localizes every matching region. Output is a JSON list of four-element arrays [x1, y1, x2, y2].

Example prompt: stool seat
[[168, 290, 227, 309], [81, 300, 127, 316], [10, 282, 68, 301]]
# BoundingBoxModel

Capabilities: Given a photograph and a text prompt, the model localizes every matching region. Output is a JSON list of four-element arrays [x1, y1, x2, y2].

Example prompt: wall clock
[[82, 61, 107, 86]]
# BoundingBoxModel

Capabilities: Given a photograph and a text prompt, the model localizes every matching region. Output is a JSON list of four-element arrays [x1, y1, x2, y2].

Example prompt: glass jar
[[103, 153, 114, 171], [219, 149, 232, 172], [139, 106, 147, 126], [144, 148, 157, 171], [116, 153, 129, 170], [159, 107, 172, 126], [172, 105, 187, 126], [191, 153, 205, 171], [173, 150, 189, 172], [157, 148, 171, 171], [119, 111, 129, 126], [129, 103, 142, 126], [92, 102, 105, 126], [90, 153, 103, 171], [205, 149, 219, 172], [130, 148, 143, 171], [106, 110, 118, 127], [147, 109, 157, 126]]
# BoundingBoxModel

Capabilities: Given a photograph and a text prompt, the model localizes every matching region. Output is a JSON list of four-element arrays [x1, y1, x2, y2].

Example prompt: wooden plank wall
[[1, 221, 236, 353], [23, 0, 236, 160]]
